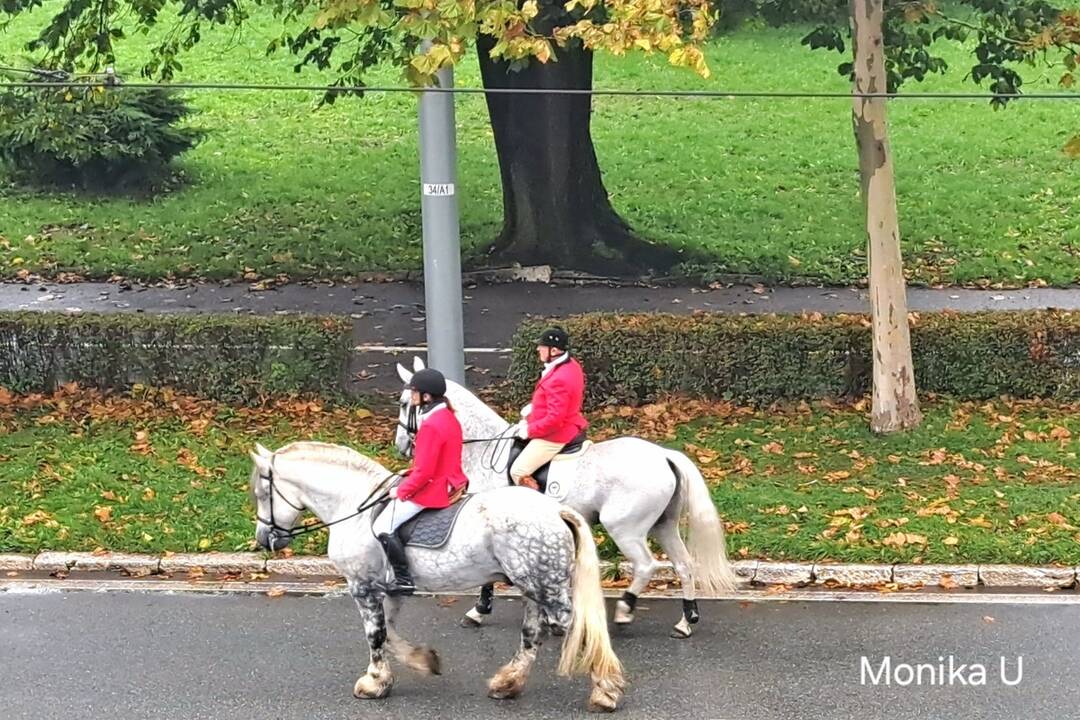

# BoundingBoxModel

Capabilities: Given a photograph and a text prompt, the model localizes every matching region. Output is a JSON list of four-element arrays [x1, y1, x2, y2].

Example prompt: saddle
[[373, 487, 472, 550], [506, 430, 589, 493]]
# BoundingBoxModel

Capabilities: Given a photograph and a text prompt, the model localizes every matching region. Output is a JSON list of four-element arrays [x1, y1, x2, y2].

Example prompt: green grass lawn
[[0, 12, 1077, 286], [2, 390, 1077, 565]]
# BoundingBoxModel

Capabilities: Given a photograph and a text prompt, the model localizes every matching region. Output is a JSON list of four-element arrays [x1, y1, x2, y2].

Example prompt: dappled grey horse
[[249, 441, 625, 711], [395, 357, 739, 639]]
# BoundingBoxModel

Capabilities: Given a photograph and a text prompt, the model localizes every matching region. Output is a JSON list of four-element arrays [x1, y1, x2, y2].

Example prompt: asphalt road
[[2, 590, 1076, 720]]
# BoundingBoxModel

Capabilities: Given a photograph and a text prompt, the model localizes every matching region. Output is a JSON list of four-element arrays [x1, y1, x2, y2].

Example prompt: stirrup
[[386, 579, 415, 597]]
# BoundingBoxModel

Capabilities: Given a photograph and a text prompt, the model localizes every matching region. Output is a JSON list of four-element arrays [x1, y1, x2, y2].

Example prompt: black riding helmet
[[407, 368, 447, 398], [538, 326, 569, 352]]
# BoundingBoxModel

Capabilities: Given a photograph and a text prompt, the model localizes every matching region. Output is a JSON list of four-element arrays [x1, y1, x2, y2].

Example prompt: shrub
[[0, 76, 205, 191], [0, 312, 352, 403], [508, 311, 1080, 408]]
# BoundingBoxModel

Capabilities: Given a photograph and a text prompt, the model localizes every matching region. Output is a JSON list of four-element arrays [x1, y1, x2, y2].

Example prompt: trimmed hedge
[[508, 311, 1080, 408], [0, 311, 352, 403]]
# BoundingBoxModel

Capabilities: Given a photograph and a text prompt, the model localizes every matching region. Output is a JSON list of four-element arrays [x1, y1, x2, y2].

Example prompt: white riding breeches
[[372, 499, 425, 536]]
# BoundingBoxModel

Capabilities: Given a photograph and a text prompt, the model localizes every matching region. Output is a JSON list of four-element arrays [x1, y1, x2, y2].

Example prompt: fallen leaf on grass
[[1046, 512, 1076, 530], [883, 532, 927, 547], [942, 536, 960, 546], [762, 441, 785, 455], [93, 506, 113, 523], [1049, 426, 1072, 441], [130, 430, 153, 455], [21, 510, 58, 527]]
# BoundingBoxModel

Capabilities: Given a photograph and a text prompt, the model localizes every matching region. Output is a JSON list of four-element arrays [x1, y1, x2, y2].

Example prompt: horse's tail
[[557, 508, 625, 694], [666, 451, 739, 595]]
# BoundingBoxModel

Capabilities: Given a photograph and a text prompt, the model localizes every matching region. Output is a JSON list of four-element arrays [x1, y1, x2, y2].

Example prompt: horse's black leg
[[462, 583, 495, 628]]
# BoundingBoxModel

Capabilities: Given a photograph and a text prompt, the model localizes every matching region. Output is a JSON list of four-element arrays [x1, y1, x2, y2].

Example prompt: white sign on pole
[[423, 183, 455, 197]]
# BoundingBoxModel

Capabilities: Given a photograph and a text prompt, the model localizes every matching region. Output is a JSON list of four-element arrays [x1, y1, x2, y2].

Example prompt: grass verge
[[2, 388, 1077, 565]]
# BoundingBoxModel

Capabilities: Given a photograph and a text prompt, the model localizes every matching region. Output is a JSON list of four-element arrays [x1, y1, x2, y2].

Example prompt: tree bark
[[850, 0, 923, 433], [475, 34, 680, 275]]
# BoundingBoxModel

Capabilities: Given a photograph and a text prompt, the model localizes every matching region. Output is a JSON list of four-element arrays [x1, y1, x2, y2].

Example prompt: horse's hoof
[[353, 673, 392, 699], [461, 607, 485, 628], [487, 668, 526, 700], [407, 646, 442, 676], [487, 686, 522, 701], [613, 600, 634, 625], [587, 691, 620, 713], [670, 616, 693, 639]]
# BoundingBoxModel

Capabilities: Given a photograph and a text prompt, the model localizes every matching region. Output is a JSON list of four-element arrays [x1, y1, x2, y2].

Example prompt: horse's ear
[[412, 356, 426, 372], [396, 362, 412, 384], [255, 443, 272, 458], [249, 450, 267, 469]]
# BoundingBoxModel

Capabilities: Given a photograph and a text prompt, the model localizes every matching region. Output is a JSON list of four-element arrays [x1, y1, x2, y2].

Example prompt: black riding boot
[[377, 532, 415, 596]]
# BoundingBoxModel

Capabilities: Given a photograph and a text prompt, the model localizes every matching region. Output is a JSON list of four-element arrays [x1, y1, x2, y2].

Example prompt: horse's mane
[[446, 380, 507, 425], [274, 441, 389, 477]]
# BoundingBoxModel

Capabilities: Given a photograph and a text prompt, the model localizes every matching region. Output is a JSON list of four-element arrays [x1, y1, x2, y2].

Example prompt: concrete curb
[[4, 553, 1078, 590]]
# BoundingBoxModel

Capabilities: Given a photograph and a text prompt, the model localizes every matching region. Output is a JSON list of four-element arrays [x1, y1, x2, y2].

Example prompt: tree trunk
[[850, 0, 923, 433], [475, 34, 680, 275]]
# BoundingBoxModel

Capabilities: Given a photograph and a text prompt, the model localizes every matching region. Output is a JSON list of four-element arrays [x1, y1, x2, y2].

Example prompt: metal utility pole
[[417, 43, 466, 384]]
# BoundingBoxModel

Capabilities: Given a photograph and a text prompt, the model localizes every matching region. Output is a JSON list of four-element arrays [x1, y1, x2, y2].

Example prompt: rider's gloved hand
[[520, 403, 532, 419]]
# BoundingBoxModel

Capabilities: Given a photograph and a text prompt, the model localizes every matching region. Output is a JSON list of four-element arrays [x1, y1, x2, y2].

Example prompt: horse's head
[[394, 356, 428, 458], [248, 443, 304, 552]]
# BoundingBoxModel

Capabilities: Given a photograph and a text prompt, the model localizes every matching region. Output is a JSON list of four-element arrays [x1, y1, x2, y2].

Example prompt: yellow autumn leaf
[[943, 536, 960, 546], [1062, 134, 1080, 158]]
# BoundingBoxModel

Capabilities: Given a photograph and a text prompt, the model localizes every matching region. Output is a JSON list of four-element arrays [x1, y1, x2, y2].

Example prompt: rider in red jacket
[[375, 368, 468, 594], [511, 326, 588, 491]]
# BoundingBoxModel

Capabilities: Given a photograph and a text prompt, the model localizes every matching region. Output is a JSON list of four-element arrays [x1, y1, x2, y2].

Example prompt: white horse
[[394, 358, 739, 639], [248, 441, 625, 712]]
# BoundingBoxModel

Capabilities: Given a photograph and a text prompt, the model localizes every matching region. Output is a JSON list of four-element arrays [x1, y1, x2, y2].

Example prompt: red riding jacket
[[526, 355, 588, 444], [397, 404, 469, 508]]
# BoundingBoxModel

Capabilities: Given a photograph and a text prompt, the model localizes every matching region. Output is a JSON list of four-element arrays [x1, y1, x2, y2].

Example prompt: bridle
[[255, 457, 397, 541]]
